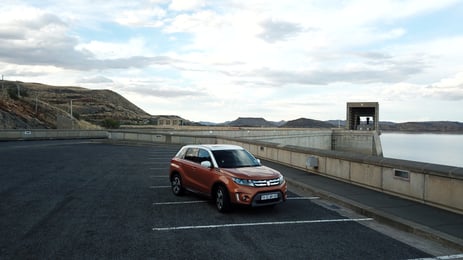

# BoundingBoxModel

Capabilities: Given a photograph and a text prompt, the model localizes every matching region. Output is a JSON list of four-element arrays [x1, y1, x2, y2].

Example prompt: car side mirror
[[200, 161, 212, 168], [256, 159, 261, 165]]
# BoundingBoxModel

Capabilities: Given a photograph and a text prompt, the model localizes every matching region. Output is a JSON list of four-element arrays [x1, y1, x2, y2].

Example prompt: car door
[[180, 147, 200, 189], [193, 148, 216, 194]]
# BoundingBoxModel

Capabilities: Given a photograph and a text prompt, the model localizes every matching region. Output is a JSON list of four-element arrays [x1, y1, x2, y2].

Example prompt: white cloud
[[257, 18, 306, 43], [163, 10, 227, 33], [169, 0, 205, 11], [425, 72, 463, 100], [76, 38, 152, 59], [116, 7, 166, 27], [1, 0, 463, 122], [329, 0, 459, 26], [78, 76, 114, 84], [380, 71, 463, 102]]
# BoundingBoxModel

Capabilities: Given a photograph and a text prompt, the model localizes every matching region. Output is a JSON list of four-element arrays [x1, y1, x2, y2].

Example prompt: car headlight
[[232, 177, 255, 187], [279, 176, 285, 184]]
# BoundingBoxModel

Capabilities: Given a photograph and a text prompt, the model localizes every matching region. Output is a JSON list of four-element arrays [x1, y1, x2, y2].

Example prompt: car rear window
[[212, 149, 260, 168]]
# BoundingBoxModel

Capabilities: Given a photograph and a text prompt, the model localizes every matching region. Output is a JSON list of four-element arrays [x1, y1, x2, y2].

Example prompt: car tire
[[215, 185, 231, 213], [171, 173, 184, 196]]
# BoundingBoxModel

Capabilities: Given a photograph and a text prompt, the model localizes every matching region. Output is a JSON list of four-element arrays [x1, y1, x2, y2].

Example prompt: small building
[[346, 102, 379, 131], [150, 115, 184, 127]]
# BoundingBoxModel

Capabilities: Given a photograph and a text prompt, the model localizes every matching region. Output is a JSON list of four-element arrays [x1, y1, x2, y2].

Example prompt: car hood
[[222, 165, 281, 179]]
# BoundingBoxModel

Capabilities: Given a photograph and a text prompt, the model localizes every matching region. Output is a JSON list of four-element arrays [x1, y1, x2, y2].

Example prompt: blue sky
[[1, 0, 462, 123]]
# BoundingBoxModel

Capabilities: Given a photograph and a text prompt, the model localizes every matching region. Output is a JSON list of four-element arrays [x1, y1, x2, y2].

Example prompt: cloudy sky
[[1, 0, 462, 123]]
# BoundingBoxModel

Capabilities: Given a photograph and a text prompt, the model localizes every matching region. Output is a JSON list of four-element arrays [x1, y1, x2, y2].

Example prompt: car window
[[175, 147, 187, 158], [184, 148, 199, 162], [198, 148, 211, 163], [212, 149, 260, 168]]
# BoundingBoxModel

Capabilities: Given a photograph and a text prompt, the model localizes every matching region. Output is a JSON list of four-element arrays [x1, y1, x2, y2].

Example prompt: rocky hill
[[0, 81, 151, 129], [281, 118, 334, 128]]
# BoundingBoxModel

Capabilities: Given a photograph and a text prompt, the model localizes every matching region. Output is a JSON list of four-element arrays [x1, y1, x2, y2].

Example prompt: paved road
[[0, 140, 433, 259]]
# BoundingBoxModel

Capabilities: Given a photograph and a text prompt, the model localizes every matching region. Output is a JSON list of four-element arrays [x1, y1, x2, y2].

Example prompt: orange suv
[[169, 144, 287, 212]]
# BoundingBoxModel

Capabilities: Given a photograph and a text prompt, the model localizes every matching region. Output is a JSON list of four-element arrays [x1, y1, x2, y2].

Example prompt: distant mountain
[[197, 121, 218, 126], [212, 117, 463, 132], [324, 120, 463, 132], [226, 117, 277, 127], [214, 117, 332, 128], [379, 121, 463, 132], [281, 118, 334, 128]]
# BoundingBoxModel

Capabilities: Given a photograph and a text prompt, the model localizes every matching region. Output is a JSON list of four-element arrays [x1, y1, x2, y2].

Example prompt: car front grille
[[253, 178, 281, 187]]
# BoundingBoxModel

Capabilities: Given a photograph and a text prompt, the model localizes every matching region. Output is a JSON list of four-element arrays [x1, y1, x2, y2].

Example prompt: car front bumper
[[231, 183, 287, 207]]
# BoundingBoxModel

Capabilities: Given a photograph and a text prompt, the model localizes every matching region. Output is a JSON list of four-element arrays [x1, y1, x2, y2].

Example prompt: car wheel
[[215, 185, 231, 213], [171, 174, 184, 196]]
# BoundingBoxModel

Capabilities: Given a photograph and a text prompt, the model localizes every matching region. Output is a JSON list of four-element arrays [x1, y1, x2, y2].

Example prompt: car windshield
[[212, 149, 260, 168]]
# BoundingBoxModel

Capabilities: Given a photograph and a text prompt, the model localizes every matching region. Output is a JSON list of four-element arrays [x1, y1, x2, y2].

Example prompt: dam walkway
[[262, 159, 463, 253]]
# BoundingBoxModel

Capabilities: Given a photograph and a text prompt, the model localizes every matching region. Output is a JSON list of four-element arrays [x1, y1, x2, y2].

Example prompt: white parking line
[[141, 162, 166, 165], [153, 200, 208, 206], [152, 218, 374, 231], [408, 254, 463, 260], [287, 197, 319, 200], [149, 185, 170, 189]]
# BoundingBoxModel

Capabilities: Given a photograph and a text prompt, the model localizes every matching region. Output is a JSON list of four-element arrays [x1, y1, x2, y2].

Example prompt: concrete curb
[[285, 177, 463, 252]]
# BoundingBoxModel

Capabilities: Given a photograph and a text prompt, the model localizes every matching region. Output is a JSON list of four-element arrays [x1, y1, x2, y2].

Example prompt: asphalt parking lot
[[0, 140, 439, 259]]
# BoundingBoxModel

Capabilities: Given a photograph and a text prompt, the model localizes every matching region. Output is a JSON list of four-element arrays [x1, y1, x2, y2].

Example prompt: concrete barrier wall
[[247, 132, 333, 150], [107, 130, 217, 145], [332, 130, 383, 156], [425, 175, 463, 212], [0, 129, 107, 140], [134, 128, 380, 155]]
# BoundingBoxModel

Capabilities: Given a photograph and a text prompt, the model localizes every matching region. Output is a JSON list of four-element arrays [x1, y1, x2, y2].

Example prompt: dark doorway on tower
[[346, 102, 379, 131]]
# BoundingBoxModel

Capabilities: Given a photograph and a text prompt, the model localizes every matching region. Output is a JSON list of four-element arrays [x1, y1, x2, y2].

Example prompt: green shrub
[[7, 87, 19, 100], [72, 112, 80, 120], [101, 118, 120, 129]]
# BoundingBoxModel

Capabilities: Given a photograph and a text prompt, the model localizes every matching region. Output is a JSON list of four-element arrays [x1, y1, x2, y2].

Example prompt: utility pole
[[70, 99, 74, 129], [16, 82, 21, 98], [1, 75, 3, 99]]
